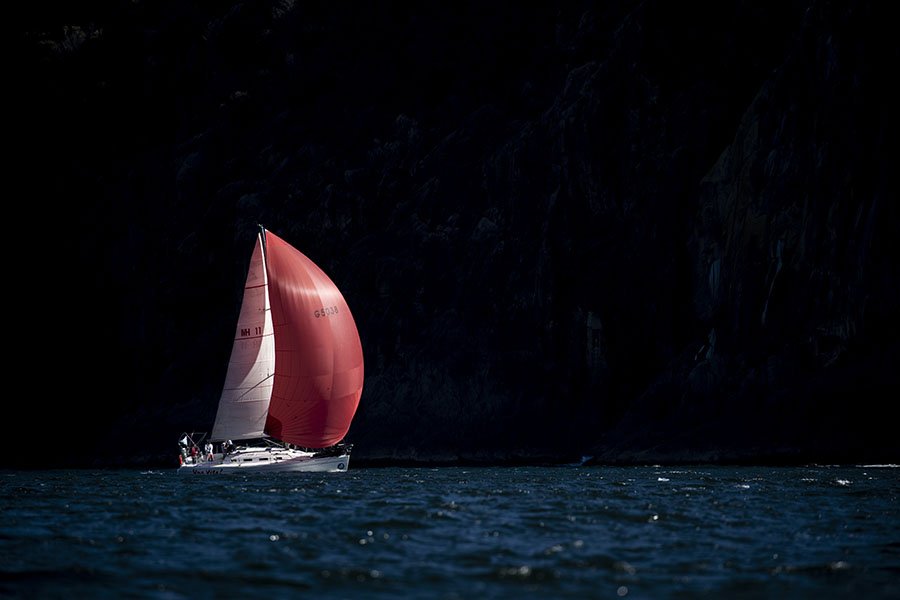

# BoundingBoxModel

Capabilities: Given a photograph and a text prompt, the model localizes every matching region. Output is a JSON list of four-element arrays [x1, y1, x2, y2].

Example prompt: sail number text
[[314, 306, 339, 318], [240, 326, 264, 337]]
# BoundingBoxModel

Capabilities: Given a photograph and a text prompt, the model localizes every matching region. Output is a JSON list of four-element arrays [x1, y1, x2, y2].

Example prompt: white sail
[[210, 234, 275, 441]]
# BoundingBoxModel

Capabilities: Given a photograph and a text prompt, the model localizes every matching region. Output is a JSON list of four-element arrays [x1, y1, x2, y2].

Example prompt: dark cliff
[[13, 0, 898, 467]]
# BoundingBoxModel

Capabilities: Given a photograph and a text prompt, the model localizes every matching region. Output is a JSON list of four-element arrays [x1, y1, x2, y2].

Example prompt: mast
[[258, 224, 267, 259]]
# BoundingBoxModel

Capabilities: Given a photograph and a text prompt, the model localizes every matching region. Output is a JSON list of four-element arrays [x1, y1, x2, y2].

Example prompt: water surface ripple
[[2, 466, 898, 598]]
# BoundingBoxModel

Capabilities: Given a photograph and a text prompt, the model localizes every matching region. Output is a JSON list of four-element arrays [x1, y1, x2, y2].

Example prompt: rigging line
[[223, 373, 275, 402]]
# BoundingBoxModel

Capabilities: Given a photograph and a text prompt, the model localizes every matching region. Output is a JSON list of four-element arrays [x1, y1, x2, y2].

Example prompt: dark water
[[2, 466, 898, 598]]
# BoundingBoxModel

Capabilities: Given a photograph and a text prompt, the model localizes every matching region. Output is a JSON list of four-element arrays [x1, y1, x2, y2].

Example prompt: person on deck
[[205, 442, 214, 462]]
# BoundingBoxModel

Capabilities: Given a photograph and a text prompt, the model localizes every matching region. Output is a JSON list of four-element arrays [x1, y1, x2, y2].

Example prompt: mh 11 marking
[[241, 326, 264, 337]]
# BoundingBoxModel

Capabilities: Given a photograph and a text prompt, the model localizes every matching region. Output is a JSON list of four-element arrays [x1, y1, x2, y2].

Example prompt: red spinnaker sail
[[262, 231, 364, 448]]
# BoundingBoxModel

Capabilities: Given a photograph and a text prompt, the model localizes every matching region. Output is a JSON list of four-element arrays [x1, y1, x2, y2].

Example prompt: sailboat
[[178, 226, 364, 474]]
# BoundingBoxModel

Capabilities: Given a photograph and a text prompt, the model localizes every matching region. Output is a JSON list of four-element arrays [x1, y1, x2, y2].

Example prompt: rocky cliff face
[[14, 1, 898, 466], [590, 1, 899, 463]]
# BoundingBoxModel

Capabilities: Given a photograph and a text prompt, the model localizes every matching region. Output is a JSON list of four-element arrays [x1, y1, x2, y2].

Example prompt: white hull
[[178, 447, 350, 474]]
